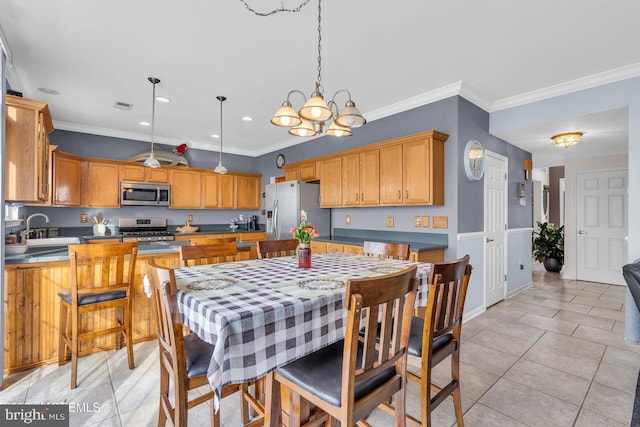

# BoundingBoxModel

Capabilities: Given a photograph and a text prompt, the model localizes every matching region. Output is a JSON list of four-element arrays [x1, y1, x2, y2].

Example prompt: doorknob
[[486, 238, 494, 243], [578, 230, 587, 234]]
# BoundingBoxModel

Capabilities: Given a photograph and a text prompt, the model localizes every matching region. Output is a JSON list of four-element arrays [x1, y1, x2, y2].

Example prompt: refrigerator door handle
[[273, 200, 279, 240]]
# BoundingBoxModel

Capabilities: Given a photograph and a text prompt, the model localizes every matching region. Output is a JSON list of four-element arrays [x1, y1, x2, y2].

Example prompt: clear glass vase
[[298, 242, 311, 268]]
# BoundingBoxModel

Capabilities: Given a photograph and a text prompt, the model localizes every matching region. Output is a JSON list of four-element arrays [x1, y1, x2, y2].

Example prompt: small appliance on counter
[[249, 215, 259, 230], [119, 217, 174, 242]]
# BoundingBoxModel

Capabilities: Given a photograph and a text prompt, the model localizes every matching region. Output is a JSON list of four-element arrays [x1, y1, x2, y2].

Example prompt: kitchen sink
[[26, 237, 82, 247]]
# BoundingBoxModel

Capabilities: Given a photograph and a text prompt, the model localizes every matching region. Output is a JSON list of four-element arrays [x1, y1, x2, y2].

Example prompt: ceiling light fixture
[[551, 132, 583, 148], [214, 96, 228, 174], [143, 77, 161, 168], [270, 0, 365, 137]]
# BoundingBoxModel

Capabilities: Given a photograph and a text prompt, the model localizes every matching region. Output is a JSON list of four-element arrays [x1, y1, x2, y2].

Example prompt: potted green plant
[[532, 221, 564, 272]]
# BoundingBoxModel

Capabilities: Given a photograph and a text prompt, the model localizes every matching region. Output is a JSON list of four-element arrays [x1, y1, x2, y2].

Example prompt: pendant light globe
[[143, 77, 161, 168], [214, 96, 228, 174]]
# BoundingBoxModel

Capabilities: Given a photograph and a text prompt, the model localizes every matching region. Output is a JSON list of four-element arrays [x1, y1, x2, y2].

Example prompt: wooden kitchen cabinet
[[284, 161, 317, 182], [202, 171, 235, 209], [5, 95, 53, 203], [84, 160, 120, 207], [120, 163, 168, 183], [379, 143, 404, 204], [235, 174, 261, 209], [310, 241, 327, 253], [53, 152, 81, 206], [342, 150, 379, 206], [170, 168, 203, 208], [319, 157, 342, 207]]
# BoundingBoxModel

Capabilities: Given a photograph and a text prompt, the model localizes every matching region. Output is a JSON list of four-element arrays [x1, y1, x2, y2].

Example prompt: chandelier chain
[[316, 0, 322, 89], [239, 0, 312, 16]]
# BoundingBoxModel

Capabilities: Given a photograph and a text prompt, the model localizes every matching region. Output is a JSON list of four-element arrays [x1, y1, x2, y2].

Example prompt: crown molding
[[491, 63, 640, 112], [458, 81, 493, 111]]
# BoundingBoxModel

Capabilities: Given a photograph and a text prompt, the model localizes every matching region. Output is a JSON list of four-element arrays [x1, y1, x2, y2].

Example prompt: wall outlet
[[80, 214, 88, 223], [422, 216, 430, 228], [519, 261, 524, 270], [386, 216, 394, 227], [433, 216, 448, 229], [188, 214, 193, 222], [346, 215, 351, 225], [414, 216, 422, 227]]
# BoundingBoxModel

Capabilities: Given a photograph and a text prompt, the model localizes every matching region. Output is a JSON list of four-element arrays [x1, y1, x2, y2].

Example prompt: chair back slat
[[256, 239, 299, 259], [179, 242, 238, 266], [362, 241, 410, 260], [343, 266, 418, 412]]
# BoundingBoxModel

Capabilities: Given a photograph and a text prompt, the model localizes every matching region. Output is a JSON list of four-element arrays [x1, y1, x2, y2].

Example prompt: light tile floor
[[1, 266, 637, 426]]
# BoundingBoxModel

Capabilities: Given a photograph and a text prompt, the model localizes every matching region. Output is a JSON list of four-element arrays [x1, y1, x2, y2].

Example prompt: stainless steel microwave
[[120, 181, 170, 206]]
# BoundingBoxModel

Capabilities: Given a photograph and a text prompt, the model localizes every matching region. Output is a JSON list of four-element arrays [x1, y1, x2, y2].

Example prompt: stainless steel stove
[[119, 217, 175, 242]]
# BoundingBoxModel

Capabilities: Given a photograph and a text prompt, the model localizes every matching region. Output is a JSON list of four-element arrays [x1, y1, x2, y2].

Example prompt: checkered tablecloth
[[173, 252, 430, 407]]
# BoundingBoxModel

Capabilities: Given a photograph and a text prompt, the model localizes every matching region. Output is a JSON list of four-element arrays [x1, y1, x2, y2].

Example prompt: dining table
[[170, 251, 432, 409]]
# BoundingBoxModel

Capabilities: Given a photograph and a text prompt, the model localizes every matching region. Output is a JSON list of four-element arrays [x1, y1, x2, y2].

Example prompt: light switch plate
[[80, 214, 88, 223], [433, 216, 448, 229], [414, 216, 422, 227], [386, 216, 394, 227], [346, 215, 351, 225], [422, 216, 430, 228]]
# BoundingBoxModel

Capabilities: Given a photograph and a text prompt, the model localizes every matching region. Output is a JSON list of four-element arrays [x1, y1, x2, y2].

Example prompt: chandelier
[[270, 0, 366, 137], [551, 132, 583, 148]]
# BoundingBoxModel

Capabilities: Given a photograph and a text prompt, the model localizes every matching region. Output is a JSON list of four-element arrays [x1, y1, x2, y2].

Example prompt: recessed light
[[139, 121, 151, 126], [210, 134, 220, 138], [38, 87, 59, 95], [241, 116, 253, 122], [156, 96, 171, 103]]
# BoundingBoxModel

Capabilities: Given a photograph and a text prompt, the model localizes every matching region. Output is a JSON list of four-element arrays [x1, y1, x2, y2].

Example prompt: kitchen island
[[3, 239, 258, 374]]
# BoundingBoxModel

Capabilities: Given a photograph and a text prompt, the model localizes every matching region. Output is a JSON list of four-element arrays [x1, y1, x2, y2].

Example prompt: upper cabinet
[[5, 95, 53, 202], [235, 174, 261, 210], [342, 150, 380, 206], [283, 160, 318, 182], [319, 157, 342, 207], [84, 160, 120, 207], [202, 172, 235, 209], [120, 163, 168, 183], [169, 169, 203, 208], [53, 152, 82, 206]]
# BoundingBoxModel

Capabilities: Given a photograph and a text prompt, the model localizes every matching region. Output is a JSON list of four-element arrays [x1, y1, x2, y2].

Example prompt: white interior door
[[576, 169, 628, 285], [484, 151, 508, 307]]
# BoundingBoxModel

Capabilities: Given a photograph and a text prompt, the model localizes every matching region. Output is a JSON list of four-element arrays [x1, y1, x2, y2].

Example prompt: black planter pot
[[543, 258, 562, 272]]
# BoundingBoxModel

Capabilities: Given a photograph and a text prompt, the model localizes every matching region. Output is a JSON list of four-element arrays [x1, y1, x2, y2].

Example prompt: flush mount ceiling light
[[143, 77, 161, 168], [551, 132, 583, 148], [269, 0, 366, 137], [214, 96, 229, 174]]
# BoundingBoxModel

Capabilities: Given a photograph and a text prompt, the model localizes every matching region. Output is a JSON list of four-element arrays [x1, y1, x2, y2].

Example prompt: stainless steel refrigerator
[[265, 181, 331, 240]]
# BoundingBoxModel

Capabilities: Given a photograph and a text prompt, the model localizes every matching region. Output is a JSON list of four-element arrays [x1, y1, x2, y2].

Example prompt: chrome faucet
[[25, 213, 50, 240]]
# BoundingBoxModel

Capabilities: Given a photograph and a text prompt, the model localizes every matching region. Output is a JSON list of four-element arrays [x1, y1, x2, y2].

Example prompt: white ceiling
[[1, 0, 638, 167]]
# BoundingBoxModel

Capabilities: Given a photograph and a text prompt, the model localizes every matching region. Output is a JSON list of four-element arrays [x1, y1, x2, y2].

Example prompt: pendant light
[[214, 95, 228, 174], [143, 77, 161, 168]]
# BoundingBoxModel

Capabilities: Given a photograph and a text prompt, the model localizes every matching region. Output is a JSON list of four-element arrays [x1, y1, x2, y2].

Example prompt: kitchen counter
[[316, 228, 448, 253], [4, 240, 255, 264]]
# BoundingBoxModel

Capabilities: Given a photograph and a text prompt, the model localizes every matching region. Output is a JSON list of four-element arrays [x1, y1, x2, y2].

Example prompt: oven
[[119, 217, 175, 242]]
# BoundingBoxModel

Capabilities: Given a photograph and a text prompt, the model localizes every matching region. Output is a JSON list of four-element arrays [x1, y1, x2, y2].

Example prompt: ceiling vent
[[113, 101, 133, 110]]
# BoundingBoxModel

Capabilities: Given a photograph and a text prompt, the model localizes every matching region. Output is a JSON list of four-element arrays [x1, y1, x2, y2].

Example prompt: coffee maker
[[249, 215, 259, 230]]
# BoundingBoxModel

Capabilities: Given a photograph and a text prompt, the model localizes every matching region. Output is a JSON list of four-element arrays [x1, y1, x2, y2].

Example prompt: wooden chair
[[179, 242, 238, 267], [58, 241, 139, 389], [146, 261, 263, 427], [256, 239, 299, 259], [384, 255, 472, 427], [264, 266, 418, 427], [362, 240, 411, 260]]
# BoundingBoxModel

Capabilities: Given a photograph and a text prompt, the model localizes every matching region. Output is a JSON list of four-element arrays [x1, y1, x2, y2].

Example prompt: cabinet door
[[360, 150, 380, 205], [5, 96, 53, 202], [298, 161, 317, 181], [147, 168, 169, 183], [120, 164, 146, 181], [319, 157, 342, 207], [403, 139, 431, 204], [218, 174, 235, 209], [379, 144, 404, 205], [170, 169, 202, 208], [235, 175, 260, 209], [284, 167, 298, 181], [326, 242, 345, 253], [86, 161, 120, 207], [53, 154, 81, 206], [202, 172, 218, 208], [344, 244, 364, 255], [342, 153, 360, 206], [310, 241, 327, 253]]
